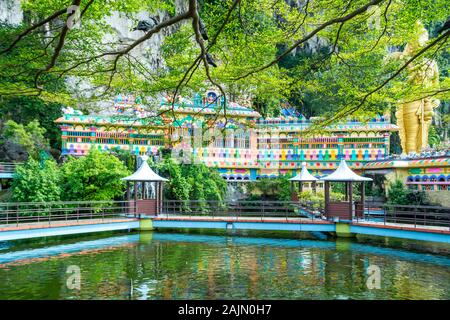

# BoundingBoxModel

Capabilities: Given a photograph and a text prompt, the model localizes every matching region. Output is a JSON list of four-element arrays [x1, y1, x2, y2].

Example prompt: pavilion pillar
[[312, 181, 317, 195], [298, 181, 303, 193], [126, 181, 131, 215], [348, 182, 353, 219], [359, 182, 365, 218], [134, 181, 138, 216], [344, 182, 349, 201], [154, 182, 157, 215], [156, 182, 161, 215], [159, 182, 164, 215], [290, 181, 298, 202]]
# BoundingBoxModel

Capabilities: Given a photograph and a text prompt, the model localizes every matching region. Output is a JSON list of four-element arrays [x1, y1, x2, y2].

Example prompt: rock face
[[0, 0, 23, 26], [0, 140, 29, 162], [102, 6, 188, 72], [1, 0, 189, 109]]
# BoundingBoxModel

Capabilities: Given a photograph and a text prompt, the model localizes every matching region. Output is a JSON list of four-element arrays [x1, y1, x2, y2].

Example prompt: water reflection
[[0, 231, 449, 299]]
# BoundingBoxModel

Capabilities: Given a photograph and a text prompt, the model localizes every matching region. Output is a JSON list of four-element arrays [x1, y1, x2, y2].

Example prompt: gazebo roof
[[122, 156, 168, 182], [289, 162, 318, 182], [321, 159, 372, 182]]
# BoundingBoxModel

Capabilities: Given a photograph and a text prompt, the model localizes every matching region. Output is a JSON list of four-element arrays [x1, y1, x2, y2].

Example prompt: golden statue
[[392, 22, 440, 154]]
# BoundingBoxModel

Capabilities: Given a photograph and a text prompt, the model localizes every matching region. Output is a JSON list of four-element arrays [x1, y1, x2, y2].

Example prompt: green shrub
[[11, 158, 61, 202], [246, 177, 291, 201], [387, 179, 429, 205], [297, 189, 345, 210], [2, 119, 49, 159], [154, 157, 228, 212], [298, 190, 323, 210], [61, 149, 130, 201]]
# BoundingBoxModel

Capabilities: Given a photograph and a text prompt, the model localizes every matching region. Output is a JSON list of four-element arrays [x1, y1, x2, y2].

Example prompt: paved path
[[1, 215, 448, 241], [155, 215, 450, 234], [352, 220, 450, 234], [154, 215, 331, 224]]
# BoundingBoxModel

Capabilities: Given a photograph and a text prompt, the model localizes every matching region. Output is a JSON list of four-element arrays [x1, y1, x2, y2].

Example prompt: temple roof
[[289, 162, 318, 181], [122, 156, 168, 182], [321, 159, 372, 182], [159, 102, 261, 118]]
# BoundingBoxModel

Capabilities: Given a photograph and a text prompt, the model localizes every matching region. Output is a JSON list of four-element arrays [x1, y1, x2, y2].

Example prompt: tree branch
[[322, 29, 450, 126], [0, 7, 68, 55], [233, 0, 385, 80]]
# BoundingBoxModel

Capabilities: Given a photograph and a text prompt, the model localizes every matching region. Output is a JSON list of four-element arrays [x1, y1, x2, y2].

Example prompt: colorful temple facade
[[364, 157, 450, 192], [56, 91, 399, 181]]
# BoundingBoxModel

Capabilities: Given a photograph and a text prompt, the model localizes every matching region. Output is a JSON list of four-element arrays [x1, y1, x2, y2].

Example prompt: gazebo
[[122, 155, 168, 216], [320, 159, 372, 220], [289, 162, 318, 201]]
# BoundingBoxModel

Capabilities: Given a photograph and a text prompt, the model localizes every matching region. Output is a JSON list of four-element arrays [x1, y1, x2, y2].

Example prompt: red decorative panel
[[327, 202, 351, 220], [136, 199, 157, 215]]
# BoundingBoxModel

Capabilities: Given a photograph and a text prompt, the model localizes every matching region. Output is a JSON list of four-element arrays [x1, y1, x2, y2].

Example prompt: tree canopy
[[0, 0, 448, 129], [154, 156, 228, 203]]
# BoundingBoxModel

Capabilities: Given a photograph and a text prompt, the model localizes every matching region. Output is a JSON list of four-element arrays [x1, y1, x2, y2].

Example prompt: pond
[[0, 230, 449, 299]]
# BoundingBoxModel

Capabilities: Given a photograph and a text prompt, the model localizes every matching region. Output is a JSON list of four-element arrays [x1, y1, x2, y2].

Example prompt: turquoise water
[[0, 230, 449, 299]]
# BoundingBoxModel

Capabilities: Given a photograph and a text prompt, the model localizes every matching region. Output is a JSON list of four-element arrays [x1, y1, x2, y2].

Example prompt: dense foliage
[[298, 189, 345, 210], [60, 149, 130, 201], [246, 177, 291, 201], [1, 119, 50, 160], [10, 150, 131, 202], [8, 149, 230, 204], [154, 157, 227, 203], [110, 147, 137, 172], [387, 180, 430, 205], [0, 96, 63, 149]]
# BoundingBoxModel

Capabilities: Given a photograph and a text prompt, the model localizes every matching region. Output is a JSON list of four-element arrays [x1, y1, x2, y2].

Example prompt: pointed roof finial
[[122, 155, 168, 182], [289, 162, 318, 181], [320, 159, 372, 181]]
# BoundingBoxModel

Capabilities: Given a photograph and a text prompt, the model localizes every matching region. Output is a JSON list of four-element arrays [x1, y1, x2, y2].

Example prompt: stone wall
[[426, 191, 450, 207], [0, 0, 23, 25]]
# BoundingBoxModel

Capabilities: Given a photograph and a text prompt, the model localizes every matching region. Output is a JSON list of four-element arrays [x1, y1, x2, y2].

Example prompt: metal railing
[[356, 204, 450, 230], [0, 200, 135, 227], [3, 198, 447, 231], [161, 200, 325, 221], [162, 200, 450, 230]]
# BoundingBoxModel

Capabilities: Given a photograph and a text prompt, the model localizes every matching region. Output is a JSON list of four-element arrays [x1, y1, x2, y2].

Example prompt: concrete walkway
[[352, 219, 450, 234], [0, 218, 138, 232], [154, 214, 332, 224]]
